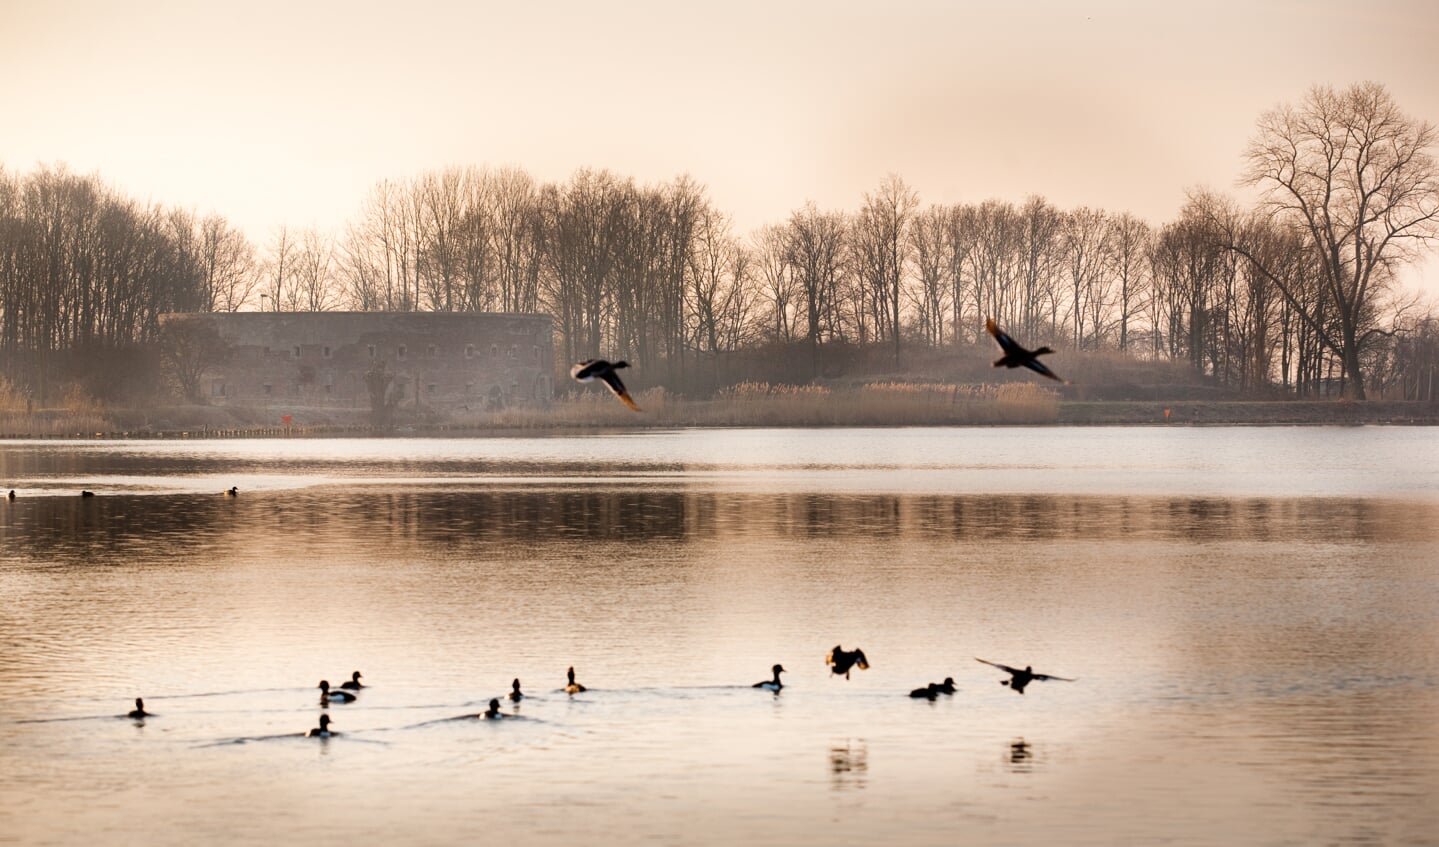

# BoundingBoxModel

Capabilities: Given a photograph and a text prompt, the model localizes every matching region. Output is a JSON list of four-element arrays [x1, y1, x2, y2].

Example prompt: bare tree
[[198, 214, 258, 312], [1237, 82, 1439, 398], [1107, 213, 1151, 352], [853, 174, 919, 361], [293, 227, 339, 312]]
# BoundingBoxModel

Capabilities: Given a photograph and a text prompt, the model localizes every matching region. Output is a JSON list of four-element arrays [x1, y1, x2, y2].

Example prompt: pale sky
[[3, 0, 1438, 292]]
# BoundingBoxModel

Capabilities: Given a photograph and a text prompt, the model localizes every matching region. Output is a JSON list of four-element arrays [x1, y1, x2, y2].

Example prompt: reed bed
[[483, 381, 1058, 428]]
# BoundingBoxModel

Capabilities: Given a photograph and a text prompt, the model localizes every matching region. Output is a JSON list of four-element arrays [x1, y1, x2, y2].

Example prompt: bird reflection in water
[[1007, 738, 1036, 774], [829, 739, 868, 791]]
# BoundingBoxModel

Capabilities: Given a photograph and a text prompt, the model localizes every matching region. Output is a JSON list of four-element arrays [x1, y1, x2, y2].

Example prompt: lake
[[1, 427, 1437, 845]]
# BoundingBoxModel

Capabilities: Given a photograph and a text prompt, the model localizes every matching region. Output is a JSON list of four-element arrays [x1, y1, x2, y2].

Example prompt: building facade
[[162, 311, 554, 411]]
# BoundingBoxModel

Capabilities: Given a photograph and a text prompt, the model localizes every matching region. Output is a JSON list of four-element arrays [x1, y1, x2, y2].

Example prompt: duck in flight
[[975, 658, 1076, 694], [127, 698, 151, 719], [340, 671, 364, 691], [307, 714, 337, 738], [571, 359, 640, 411], [508, 678, 524, 702], [318, 680, 357, 703], [986, 318, 1064, 383], [825, 646, 870, 680], [753, 664, 786, 692], [564, 666, 586, 694]]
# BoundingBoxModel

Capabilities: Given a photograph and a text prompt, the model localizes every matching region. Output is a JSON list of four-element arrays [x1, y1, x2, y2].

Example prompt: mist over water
[[2, 427, 1436, 846]]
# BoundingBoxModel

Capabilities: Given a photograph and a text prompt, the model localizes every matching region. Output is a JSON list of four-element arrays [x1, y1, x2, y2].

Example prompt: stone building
[[161, 311, 554, 412]]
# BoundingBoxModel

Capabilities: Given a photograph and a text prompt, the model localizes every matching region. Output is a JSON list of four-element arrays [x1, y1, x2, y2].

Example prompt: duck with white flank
[[340, 671, 364, 691], [986, 318, 1064, 383], [482, 698, 504, 719], [508, 679, 524, 702], [318, 680, 357, 703], [307, 714, 337, 738], [975, 658, 1076, 694], [571, 359, 640, 411], [753, 664, 785, 692], [127, 698, 151, 719], [825, 646, 870, 679], [564, 666, 586, 694]]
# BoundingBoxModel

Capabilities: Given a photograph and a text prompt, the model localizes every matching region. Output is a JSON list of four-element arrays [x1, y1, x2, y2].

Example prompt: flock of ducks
[[119, 654, 1074, 739]]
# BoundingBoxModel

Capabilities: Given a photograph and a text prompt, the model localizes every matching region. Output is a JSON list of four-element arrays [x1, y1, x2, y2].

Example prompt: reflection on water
[[1, 429, 1437, 847], [830, 739, 869, 791]]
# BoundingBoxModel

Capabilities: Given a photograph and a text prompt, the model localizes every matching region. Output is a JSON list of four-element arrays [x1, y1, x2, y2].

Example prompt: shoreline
[[1, 399, 1437, 439]]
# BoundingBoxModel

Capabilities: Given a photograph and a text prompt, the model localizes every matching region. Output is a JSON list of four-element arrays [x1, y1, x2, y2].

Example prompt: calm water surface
[[1, 427, 1437, 846]]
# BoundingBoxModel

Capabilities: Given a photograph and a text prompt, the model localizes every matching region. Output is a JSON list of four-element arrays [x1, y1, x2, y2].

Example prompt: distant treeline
[[2, 81, 1437, 405]]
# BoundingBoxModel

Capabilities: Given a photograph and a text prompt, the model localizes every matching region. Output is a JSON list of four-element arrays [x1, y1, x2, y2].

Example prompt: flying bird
[[975, 658, 1076, 694], [571, 359, 640, 411], [825, 646, 870, 679], [986, 318, 1064, 382]]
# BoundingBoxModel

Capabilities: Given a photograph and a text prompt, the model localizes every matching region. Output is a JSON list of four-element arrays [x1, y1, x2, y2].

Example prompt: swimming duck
[[127, 697, 151, 719], [564, 666, 586, 694], [6, 490, 14, 500], [307, 714, 337, 738], [825, 646, 870, 679], [80, 490, 95, 498], [483, 698, 504, 719], [753, 664, 786, 692], [224, 486, 238, 497], [340, 671, 364, 691], [936, 677, 957, 695], [318, 680, 357, 703], [975, 658, 1076, 694], [986, 318, 1064, 382], [571, 359, 641, 411], [508, 678, 524, 702], [909, 683, 940, 700]]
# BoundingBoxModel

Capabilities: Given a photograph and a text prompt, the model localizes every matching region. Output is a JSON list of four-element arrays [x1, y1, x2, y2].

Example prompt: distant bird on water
[[318, 680, 357, 703], [564, 666, 587, 694], [127, 698, 151, 719], [6, 490, 14, 500], [340, 671, 364, 691], [975, 658, 1076, 695], [753, 664, 786, 692], [482, 698, 504, 719], [986, 318, 1064, 383], [909, 683, 940, 700], [509, 678, 524, 702], [825, 646, 870, 680], [935, 677, 957, 695], [307, 714, 337, 738], [80, 490, 95, 498], [571, 359, 640, 411], [224, 486, 238, 497]]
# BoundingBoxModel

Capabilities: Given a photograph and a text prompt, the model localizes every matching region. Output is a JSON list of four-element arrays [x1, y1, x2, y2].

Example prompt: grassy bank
[[4, 382, 1439, 438]]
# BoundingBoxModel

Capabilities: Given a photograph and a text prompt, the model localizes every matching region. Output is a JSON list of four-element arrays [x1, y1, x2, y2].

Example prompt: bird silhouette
[[753, 664, 786, 692], [482, 698, 504, 719], [564, 666, 587, 694], [975, 658, 1076, 694], [909, 683, 940, 700], [127, 697, 151, 719], [307, 714, 336, 737], [224, 486, 238, 497], [318, 680, 356, 703], [986, 318, 1064, 382], [571, 359, 640, 411], [509, 678, 524, 702], [825, 646, 870, 679], [340, 671, 364, 690]]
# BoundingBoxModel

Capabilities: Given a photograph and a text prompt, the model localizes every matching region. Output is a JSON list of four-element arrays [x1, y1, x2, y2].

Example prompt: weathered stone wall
[[160, 312, 554, 411]]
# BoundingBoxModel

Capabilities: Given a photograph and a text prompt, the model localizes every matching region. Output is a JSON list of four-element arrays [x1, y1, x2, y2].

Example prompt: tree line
[[2, 82, 1436, 404]]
